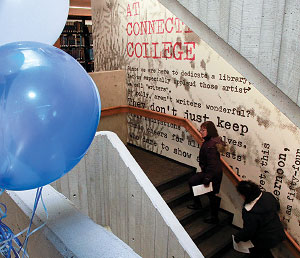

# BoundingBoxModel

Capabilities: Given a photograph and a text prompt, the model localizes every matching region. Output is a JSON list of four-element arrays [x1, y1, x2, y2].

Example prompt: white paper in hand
[[232, 235, 254, 253], [192, 182, 213, 196]]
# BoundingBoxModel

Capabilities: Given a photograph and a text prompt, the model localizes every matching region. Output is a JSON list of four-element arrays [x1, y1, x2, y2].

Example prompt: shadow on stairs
[[127, 143, 248, 258]]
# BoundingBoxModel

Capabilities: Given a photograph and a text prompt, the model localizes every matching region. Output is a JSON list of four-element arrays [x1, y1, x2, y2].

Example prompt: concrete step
[[127, 143, 241, 257], [156, 170, 194, 193], [185, 210, 233, 243], [172, 197, 210, 226], [197, 224, 239, 258], [160, 181, 190, 207], [126, 143, 196, 190], [217, 247, 249, 258]]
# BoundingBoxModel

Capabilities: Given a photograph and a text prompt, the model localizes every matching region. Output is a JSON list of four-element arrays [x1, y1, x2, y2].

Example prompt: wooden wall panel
[[176, 0, 300, 107], [85, 138, 97, 221], [67, 158, 82, 209], [116, 158, 129, 244], [77, 158, 89, 216], [240, 0, 264, 66], [198, 0, 208, 24], [167, 230, 186, 258], [277, 0, 300, 104], [53, 132, 202, 257], [257, 0, 283, 82], [127, 172, 143, 254], [154, 212, 169, 258], [108, 142, 118, 235], [228, 0, 243, 51], [140, 193, 156, 258]]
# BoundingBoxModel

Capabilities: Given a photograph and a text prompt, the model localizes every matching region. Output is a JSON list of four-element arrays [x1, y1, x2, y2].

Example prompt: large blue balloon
[[0, 42, 101, 191]]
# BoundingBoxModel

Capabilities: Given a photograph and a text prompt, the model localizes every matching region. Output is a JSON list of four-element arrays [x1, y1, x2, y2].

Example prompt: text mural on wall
[[93, 0, 300, 244]]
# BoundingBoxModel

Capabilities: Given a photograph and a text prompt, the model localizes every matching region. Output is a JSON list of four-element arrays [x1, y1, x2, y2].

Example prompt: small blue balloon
[[0, 41, 101, 190]]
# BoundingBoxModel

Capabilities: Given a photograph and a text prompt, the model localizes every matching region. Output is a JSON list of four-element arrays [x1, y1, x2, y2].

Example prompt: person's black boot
[[205, 194, 221, 223], [204, 216, 219, 224], [187, 203, 202, 210], [187, 196, 202, 210]]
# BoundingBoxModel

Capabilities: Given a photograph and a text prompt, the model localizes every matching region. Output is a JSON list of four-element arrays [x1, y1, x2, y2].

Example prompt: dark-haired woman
[[234, 180, 286, 257], [187, 121, 226, 224]]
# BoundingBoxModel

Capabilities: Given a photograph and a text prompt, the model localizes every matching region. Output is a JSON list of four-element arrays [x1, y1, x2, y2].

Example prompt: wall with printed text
[[92, 0, 300, 244]]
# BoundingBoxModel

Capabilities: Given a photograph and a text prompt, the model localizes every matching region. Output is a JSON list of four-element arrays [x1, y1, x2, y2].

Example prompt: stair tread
[[197, 225, 239, 258], [160, 181, 190, 203], [219, 248, 249, 258], [172, 198, 210, 222], [127, 144, 195, 187], [127, 143, 246, 258], [185, 210, 231, 240]]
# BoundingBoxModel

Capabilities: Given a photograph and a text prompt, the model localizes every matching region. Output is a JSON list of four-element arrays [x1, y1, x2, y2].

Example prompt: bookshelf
[[58, 16, 94, 72]]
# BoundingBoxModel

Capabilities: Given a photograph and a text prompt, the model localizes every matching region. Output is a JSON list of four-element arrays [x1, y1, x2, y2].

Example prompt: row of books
[[63, 21, 83, 33], [63, 22, 92, 34], [64, 48, 85, 61], [60, 34, 85, 47], [86, 24, 92, 33], [87, 48, 94, 61], [63, 48, 94, 61], [60, 19, 94, 72], [81, 62, 94, 72], [60, 34, 93, 48]]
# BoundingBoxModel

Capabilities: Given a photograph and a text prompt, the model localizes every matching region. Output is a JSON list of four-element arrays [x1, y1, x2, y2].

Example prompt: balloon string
[[0, 187, 48, 258], [19, 187, 47, 258], [0, 189, 20, 258], [25, 189, 48, 237]]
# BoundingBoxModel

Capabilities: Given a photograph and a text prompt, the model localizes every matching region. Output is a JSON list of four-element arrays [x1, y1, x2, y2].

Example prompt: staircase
[[127, 143, 248, 258]]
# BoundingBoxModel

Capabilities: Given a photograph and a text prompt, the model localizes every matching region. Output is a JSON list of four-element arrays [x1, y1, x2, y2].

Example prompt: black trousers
[[188, 173, 221, 218]]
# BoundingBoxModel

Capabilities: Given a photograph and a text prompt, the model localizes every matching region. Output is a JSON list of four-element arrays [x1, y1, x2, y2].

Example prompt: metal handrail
[[101, 105, 300, 256]]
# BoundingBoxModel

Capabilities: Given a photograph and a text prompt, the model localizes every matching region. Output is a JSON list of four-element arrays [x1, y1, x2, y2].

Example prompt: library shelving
[[57, 16, 94, 72]]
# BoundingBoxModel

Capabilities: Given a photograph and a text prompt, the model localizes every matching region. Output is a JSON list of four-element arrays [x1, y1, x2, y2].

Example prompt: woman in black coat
[[234, 180, 286, 257], [187, 121, 226, 224]]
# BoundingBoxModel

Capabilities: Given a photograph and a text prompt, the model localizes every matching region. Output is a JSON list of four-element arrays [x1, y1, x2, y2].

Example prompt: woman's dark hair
[[201, 121, 219, 137], [236, 180, 262, 203]]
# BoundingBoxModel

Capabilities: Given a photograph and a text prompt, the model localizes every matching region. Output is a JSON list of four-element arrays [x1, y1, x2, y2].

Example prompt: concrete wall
[[173, 0, 300, 105], [52, 131, 203, 258], [4, 185, 140, 258], [1, 191, 63, 258], [91, 0, 300, 245], [90, 70, 128, 143], [173, 0, 300, 93], [4, 131, 292, 257], [158, 0, 300, 128]]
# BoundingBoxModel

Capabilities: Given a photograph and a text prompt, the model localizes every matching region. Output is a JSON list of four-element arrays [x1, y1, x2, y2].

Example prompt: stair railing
[[101, 104, 300, 256]]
